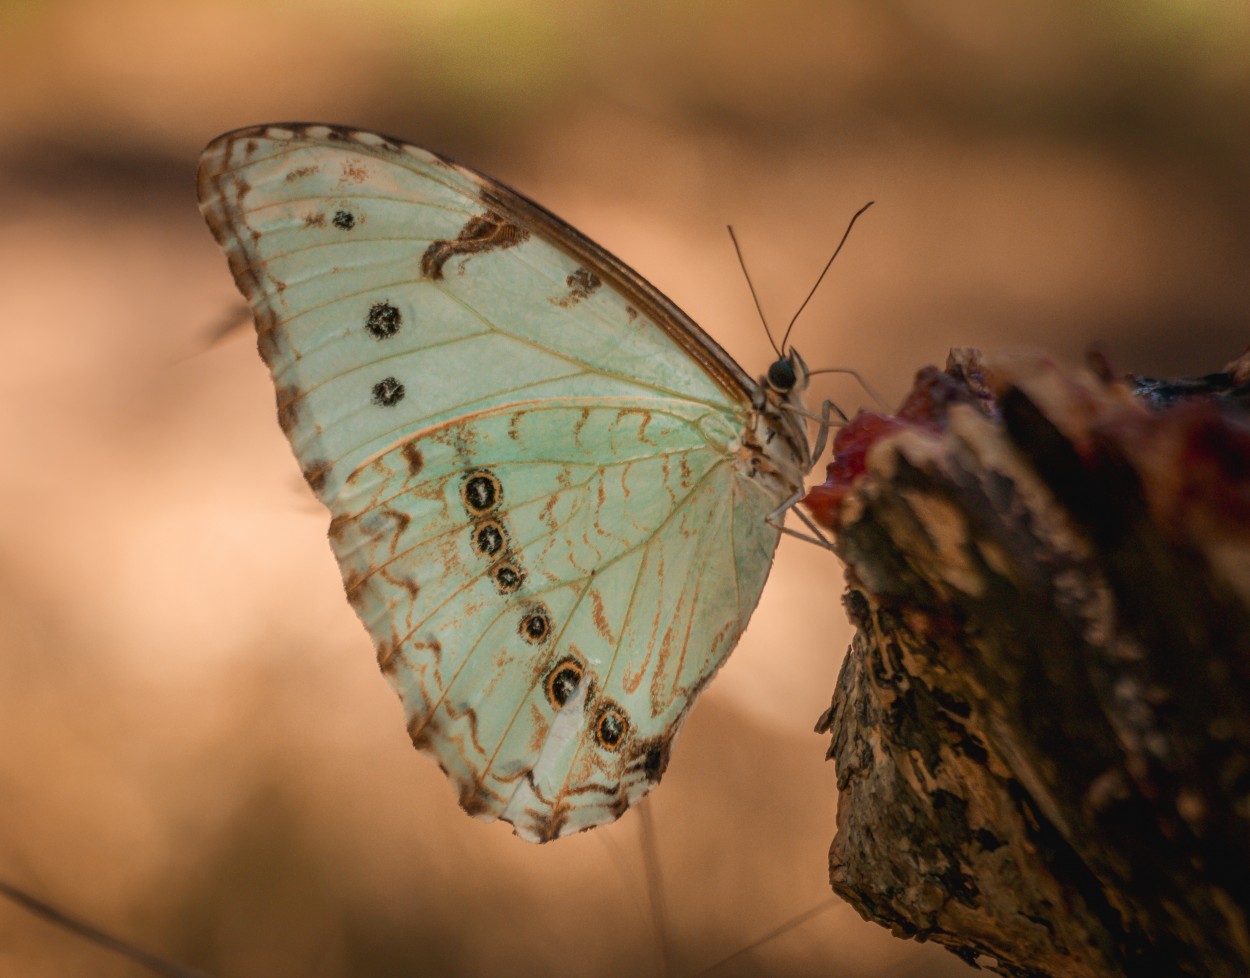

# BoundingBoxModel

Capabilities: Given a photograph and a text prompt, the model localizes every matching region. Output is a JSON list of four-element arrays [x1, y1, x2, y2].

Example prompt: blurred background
[[1, 1, 1247, 975]]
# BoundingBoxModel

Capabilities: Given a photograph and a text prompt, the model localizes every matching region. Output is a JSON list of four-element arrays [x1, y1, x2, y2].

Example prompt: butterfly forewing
[[198, 123, 798, 841]]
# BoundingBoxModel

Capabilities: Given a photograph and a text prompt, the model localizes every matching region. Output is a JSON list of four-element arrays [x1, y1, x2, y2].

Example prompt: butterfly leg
[[806, 397, 847, 468], [767, 490, 837, 551], [781, 398, 846, 468], [765, 398, 846, 550]]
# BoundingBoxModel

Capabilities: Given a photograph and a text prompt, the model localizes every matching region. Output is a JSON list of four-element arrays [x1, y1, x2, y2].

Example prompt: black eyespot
[[472, 520, 506, 557], [595, 703, 629, 751], [371, 377, 405, 406], [492, 560, 524, 594], [332, 210, 356, 230], [767, 358, 797, 392], [520, 608, 551, 644], [366, 301, 401, 338], [545, 658, 583, 708], [461, 471, 501, 514]]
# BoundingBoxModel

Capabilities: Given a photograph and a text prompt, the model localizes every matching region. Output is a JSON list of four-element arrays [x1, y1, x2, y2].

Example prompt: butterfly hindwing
[[333, 397, 776, 839], [198, 123, 801, 841]]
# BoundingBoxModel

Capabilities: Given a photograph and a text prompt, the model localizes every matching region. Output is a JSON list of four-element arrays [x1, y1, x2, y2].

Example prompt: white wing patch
[[197, 123, 801, 841]]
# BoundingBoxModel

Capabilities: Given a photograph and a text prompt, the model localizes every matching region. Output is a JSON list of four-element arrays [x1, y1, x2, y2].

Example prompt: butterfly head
[[765, 348, 808, 395], [763, 348, 810, 400]]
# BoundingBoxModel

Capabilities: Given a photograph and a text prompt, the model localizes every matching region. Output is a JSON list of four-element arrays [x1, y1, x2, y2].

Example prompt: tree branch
[[812, 348, 1250, 977]]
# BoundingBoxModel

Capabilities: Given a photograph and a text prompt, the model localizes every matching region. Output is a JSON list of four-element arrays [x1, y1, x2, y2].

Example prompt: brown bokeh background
[[1, 2, 1247, 976]]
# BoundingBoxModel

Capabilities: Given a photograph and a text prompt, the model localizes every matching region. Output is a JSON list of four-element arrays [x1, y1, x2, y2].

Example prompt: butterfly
[[197, 123, 826, 843]]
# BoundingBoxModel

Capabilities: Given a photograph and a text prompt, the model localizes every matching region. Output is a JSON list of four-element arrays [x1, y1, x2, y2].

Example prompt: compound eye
[[767, 357, 797, 392]]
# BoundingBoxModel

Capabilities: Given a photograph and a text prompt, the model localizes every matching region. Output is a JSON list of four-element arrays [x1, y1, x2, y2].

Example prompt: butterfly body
[[198, 124, 813, 841]]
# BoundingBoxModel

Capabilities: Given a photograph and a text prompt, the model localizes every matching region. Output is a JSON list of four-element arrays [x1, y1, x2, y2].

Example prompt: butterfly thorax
[[734, 367, 812, 503]]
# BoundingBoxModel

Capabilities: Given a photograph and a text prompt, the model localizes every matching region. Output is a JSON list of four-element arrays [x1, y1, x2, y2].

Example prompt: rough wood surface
[[811, 348, 1250, 978]]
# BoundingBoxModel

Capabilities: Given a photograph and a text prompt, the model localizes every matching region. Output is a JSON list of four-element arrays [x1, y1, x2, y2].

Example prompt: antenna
[[778, 200, 874, 354], [727, 225, 781, 358]]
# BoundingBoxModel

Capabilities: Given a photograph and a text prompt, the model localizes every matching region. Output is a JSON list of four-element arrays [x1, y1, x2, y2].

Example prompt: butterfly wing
[[198, 123, 802, 841]]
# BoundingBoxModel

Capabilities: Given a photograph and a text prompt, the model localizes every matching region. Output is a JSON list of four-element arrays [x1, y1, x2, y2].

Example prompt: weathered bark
[[813, 348, 1250, 978]]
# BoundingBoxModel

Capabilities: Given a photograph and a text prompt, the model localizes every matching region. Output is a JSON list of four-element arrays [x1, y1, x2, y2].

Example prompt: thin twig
[[690, 899, 839, 976], [639, 801, 673, 978], [0, 878, 215, 978]]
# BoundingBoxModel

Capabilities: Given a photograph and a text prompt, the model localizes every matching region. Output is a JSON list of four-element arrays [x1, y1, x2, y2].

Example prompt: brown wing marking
[[420, 211, 531, 281]]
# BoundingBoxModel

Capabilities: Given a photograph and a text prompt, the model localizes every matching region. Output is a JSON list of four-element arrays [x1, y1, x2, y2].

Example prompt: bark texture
[[814, 348, 1250, 978]]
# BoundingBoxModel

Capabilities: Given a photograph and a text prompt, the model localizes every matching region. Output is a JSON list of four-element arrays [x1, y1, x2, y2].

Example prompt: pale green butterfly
[[197, 123, 822, 843]]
